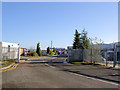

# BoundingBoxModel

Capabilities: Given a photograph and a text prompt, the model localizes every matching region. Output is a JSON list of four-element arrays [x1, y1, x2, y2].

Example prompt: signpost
[[18, 44, 20, 63]]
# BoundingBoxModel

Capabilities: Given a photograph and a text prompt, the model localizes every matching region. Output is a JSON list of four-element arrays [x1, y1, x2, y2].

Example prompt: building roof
[[0, 41, 19, 48], [21, 48, 28, 49], [100, 41, 120, 50], [55, 48, 65, 49]]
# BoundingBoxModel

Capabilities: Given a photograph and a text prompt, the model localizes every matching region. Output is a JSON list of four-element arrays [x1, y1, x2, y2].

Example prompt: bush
[[31, 52, 38, 56], [51, 52, 54, 55], [56, 51, 60, 55], [27, 52, 38, 56], [26, 52, 31, 56], [21, 53, 25, 56], [36, 43, 42, 56], [49, 51, 54, 55]]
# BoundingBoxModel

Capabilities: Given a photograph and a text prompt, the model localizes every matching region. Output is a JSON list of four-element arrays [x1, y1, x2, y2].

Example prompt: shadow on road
[[60, 68, 120, 83]]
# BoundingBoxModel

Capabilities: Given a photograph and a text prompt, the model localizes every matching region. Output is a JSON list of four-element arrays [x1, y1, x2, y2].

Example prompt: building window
[[8, 45, 10, 52]]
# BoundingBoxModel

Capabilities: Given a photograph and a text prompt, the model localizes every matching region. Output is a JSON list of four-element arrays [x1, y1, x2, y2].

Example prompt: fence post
[[90, 48, 92, 63], [82, 49, 84, 61], [113, 43, 117, 67], [67, 49, 70, 63], [18, 46, 20, 63], [105, 50, 108, 66]]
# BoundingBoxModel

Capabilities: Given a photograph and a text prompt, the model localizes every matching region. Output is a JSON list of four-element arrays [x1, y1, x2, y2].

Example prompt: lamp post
[[113, 43, 117, 67], [18, 44, 20, 63]]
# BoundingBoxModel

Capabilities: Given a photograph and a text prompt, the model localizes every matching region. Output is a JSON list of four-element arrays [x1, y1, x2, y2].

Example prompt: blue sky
[[2, 2, 118, 49]]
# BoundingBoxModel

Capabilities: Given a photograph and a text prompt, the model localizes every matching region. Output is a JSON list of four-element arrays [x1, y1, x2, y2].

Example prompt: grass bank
[[0, 60, 18, 67], [69, 61, 106, 66]]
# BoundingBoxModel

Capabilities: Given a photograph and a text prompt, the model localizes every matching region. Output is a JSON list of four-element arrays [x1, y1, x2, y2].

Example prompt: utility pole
[[113, 43, 117, 67], [18, 44, 20, 63]]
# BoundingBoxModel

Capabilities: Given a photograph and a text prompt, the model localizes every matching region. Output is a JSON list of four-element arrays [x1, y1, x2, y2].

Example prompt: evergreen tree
[[80, 29, 90, 49], [73, 29, 90, 49], [47, 47, 50, 54], [73, 30, 81, 49], [36, 43, 42, 56]]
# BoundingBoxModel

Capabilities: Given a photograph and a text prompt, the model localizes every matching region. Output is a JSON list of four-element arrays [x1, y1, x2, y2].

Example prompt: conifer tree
[[80, 29, 90, 49], [73, 30, 81, 49], [47, 47, 50, 54], [36, 43, 42, 56]]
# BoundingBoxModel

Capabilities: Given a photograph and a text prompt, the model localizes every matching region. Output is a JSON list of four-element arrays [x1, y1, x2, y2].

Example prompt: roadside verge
[[0, 60, 29, 72], [60, 59, 120, 84], [0, 63, 19, 72]]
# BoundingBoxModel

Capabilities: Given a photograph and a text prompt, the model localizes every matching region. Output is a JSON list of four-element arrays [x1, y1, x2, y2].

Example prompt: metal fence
[[68, 48, 119, 67], [68, 49, 102, 62], [1, 47, 19, 60]]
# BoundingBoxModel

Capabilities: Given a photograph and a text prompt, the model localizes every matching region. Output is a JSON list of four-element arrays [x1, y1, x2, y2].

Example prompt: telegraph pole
[[18, 44, 20, 63], [113, 43, 117, 67]]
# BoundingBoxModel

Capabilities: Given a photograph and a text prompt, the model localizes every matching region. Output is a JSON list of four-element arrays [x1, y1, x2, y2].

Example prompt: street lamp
[[18, 44, 20, 63]]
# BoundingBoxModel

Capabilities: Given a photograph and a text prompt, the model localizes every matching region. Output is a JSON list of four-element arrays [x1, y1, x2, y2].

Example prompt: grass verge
[[0, 60, 18, 67], [69, 61, 106, 66]]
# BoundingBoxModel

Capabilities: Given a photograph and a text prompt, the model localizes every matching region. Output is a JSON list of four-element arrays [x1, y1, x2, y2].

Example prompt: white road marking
[[44, 61, 119, 86], [69, 72, 119, 86], [45, 63, 55, 68]]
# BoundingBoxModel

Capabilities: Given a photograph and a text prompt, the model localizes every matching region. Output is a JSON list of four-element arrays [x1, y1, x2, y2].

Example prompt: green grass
[[69, 61, 103, 66], [81, 62, 100, 65], [0, 60, 18, 67], [23, 56, 40, 57]]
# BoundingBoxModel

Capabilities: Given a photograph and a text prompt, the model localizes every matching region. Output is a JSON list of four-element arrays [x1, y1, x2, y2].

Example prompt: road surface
[[2, 56, 119, 88]]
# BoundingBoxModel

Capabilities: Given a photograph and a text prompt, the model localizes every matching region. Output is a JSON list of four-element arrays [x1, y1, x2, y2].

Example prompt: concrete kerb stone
[[0, 59, 28, 71], [97, 62, 120, 69], [65, 57, 120, 69], [0, 63, 15, 70]]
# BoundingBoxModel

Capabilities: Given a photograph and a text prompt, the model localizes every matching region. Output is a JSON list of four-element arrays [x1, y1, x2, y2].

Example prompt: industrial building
[[0, 42, 19, 60]]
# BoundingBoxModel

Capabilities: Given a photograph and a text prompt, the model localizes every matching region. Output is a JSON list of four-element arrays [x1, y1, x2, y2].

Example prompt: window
[[8, 45, 10, 52]]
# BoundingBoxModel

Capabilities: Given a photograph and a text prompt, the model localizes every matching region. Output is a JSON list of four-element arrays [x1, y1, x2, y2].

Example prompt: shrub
[[56, 50, 60, 55], [49, 51, 54, 55], [36, 43, 42, 56], [26, 52, 31, 56], [47, 47, 50, 54], [21, 53, 25, 56], [31, 52, 38, 56], [51, 52, 54, 55], [27, 52, 38, 56]]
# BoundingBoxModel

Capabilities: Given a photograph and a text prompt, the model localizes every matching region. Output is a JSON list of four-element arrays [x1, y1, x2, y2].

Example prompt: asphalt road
[[2, 56, 119, 88]]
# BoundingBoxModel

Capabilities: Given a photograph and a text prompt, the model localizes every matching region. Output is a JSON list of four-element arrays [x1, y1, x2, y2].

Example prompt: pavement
[[2, 56, 120, 89], [98, 61, 120, 69], [50, 62, 120, 83]]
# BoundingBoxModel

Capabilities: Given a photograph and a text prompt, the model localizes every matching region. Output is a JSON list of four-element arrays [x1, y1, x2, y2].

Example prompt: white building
[[100, 42, 120, 51], [67, 46, 73, 50], [0, 42, 19, 60], [55, 48, 65, 54], [100, 42, 120, 61]]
